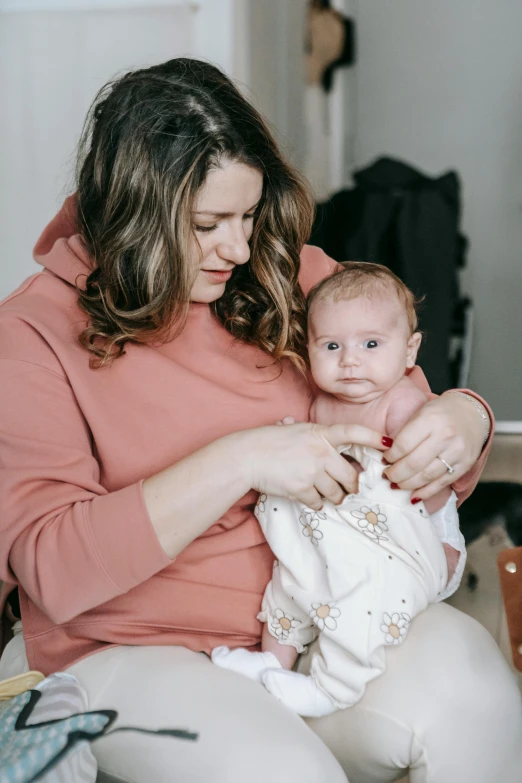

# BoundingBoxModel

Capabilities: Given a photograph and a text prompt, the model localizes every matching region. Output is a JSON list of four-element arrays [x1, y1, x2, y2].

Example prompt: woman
[[0, 59, 520, 782]]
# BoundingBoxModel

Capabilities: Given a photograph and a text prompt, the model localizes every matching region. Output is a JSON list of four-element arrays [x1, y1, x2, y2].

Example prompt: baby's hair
[[307, 261, 421, 334]]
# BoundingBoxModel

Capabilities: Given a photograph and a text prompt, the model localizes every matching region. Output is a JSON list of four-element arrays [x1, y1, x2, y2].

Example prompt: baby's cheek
[[311, 361, 335, 392], [309, 353, 326, 378], [374, 355, 399, 382]]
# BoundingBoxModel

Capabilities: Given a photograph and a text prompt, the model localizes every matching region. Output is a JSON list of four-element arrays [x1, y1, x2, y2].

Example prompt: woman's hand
[[238, 422, 385, 511], [382, 393, 490, 501]]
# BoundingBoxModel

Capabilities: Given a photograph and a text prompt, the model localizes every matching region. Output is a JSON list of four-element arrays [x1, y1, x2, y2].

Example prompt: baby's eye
[[326, 342, 340, 351], [364, 339, 379, 349]]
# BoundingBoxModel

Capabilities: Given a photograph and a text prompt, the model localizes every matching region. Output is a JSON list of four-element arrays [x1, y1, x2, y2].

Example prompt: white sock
[[262, 669, 337, 717], [211, 646, 282, 683]]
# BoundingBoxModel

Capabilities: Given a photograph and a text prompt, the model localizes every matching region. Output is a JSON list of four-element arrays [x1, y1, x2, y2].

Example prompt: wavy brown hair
[[75, 58, 314, 369]]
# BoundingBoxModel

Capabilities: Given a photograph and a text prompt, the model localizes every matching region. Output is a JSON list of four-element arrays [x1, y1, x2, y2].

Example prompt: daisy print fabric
[[310, 602, 341, 632], [270, 609, 301, 641], [251, 445, 452, 709], [299, 509, 326, 545], [381, 612, 411, 645], [350, 505, 389, 542], [256, 493, 267, 514]]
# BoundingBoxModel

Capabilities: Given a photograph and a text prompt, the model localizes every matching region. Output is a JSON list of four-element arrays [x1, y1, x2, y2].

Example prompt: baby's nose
[[340, 348, 361, 366]]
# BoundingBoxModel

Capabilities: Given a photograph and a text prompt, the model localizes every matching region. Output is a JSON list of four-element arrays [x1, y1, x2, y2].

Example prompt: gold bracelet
[[443, 391, 491, 443]]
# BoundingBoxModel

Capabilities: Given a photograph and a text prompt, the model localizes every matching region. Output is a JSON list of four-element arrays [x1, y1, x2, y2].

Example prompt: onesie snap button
[[505, 562, 517, 574]]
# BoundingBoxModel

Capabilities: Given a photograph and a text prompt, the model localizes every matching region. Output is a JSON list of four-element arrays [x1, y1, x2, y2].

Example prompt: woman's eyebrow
[[192, 210, 234, 217], [193, 201, 261, 217]]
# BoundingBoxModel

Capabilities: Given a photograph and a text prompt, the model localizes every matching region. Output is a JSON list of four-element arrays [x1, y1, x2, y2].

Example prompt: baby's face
[[308, 294, 421, 404]]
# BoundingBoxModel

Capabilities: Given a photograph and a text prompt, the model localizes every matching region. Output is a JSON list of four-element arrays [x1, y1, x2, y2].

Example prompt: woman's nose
[[217, 226, 251, 265]]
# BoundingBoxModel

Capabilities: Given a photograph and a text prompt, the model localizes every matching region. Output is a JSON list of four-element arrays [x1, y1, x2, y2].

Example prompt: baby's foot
[[211, 646, 282, 683], [262, 669, 337, 717]]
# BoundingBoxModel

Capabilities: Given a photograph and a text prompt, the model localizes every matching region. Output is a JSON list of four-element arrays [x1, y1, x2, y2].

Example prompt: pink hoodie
[[0, 197, 493, 675]]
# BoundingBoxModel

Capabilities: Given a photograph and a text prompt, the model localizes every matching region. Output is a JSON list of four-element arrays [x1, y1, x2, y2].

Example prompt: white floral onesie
[[255, 443, 465, 709]]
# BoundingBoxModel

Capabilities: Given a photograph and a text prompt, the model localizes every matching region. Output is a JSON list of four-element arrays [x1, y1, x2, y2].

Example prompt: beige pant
[[3, 604, 522, 782]]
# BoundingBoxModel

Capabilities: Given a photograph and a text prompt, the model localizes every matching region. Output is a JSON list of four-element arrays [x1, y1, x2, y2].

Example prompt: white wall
[[247, 0, 308, 170], [0, 0, 243, 300], [353, 0, 522, 420], [0, 0, 241, 76]]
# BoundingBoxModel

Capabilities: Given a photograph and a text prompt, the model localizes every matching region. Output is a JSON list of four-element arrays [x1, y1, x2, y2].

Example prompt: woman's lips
[[202, 269, 233, 283]]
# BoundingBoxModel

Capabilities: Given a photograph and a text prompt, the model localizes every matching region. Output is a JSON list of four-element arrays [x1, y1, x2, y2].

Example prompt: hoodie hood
[[33, 195, 92, 289]]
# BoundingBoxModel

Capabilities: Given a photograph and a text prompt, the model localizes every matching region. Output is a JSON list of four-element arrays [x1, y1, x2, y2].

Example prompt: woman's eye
[[364, 340, 379, 349], [326, 342, 340, 351], [194, 224, 217, 233], [243, 212, 256, 222]]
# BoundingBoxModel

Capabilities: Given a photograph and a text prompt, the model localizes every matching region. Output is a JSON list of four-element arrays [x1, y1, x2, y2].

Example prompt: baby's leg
[[442, 542, 460, 582], [212, 624, 299, 683], [211, 645, 282, 684], [262, 669, 337, 718], [261, 623, 298, 669]]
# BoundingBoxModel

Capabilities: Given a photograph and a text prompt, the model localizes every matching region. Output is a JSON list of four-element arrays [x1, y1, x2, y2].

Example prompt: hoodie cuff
[[447, 389, 495, 506], [87, 480, 171, 595]]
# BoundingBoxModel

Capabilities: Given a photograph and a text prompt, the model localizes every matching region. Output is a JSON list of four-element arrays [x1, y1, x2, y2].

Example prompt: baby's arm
[[309, 393, 332, 424]]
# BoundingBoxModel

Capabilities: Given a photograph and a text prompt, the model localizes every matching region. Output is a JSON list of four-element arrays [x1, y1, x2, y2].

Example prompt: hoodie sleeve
[[446, 389, 494, 505], [405, 368, 494, 506], [0, 322, 170, 625], [298, 244, 340, 295]]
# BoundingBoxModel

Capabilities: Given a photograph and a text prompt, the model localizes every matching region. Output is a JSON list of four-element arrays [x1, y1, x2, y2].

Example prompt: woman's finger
[[407, 472, 456, 502], [314, 474, 346, 506], [394, 457, 453, 492], [384, 425, 433, 466], [384, 437, 448, 485], [325, 454, 359, 495], [296, 488, 324, 511], [322, 424, 385, 452]]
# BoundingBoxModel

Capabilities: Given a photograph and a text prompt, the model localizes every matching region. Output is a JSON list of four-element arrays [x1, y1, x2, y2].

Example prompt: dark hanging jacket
[[310, 157, 466, 393]]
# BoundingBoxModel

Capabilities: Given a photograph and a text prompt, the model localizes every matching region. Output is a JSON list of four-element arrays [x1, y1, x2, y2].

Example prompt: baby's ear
[[406, 332, 422, 368]]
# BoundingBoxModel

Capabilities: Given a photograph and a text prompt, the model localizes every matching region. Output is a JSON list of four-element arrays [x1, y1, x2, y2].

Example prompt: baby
[[212, 262, 466, 717]]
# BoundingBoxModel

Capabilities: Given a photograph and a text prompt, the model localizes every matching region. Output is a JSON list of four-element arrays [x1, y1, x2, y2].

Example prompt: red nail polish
[[390, 483, 400, 490], [411, 497, 421, 505], [382, 437, 394, 448]]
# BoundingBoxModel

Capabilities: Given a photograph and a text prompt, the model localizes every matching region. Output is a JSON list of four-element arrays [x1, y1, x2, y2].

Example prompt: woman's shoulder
[[0, 272, 74, 375], [298, 245, 340, 297]]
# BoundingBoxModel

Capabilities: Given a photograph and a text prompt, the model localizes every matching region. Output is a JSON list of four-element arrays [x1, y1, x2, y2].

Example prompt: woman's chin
[[190, 282, 227, 304]]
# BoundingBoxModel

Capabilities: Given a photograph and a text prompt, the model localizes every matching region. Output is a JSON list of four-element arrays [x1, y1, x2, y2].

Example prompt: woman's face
[[190, 159, 264, 303]]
